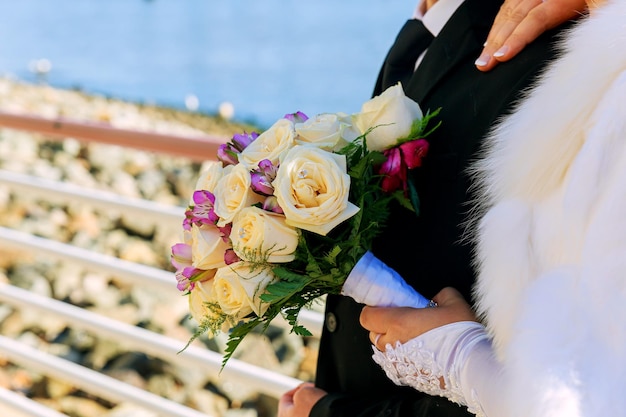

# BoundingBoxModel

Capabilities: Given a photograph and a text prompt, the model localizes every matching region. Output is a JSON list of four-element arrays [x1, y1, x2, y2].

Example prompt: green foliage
[[408, 107, 442, 142]]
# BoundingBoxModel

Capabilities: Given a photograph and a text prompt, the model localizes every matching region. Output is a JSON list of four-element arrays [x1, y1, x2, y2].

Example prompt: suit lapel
[[406, 0, 500, 102]]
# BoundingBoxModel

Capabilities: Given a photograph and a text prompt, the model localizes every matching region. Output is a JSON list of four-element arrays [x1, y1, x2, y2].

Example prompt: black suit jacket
[[310, 0, 574, 416]]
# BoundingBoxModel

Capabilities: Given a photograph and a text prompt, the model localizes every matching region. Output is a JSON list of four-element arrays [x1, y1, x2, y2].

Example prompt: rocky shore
[[0, 77, 319, 417]]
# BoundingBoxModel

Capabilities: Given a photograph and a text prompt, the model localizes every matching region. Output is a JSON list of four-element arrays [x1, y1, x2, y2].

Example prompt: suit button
[[325, 312, 338, 332]]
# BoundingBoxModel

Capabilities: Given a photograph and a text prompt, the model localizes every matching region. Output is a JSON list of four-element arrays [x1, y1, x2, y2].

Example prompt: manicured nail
[[475, 53, 490, 67], [493, 45, 510, 58]]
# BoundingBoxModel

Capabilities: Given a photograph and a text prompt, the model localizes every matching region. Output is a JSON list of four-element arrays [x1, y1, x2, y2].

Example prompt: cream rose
[[238, 118, 296, 170], [188, 278, 219, 325], [352, 82, 423, 151], [194, 160, 224, 194], [190, 224, 230, 270], [213, 163, 264, 227], [213, 262, 276, 318], [231, 206, 299, 263], [295, 113, 354, 151], [273, 145, 360, 236]]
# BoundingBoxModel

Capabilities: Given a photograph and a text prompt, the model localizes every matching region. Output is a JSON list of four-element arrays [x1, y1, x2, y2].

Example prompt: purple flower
[[171, 243, 216, 293], [175, 267, 197, 293], [250, 159, 278, 196], [171, 243, 196, 293], [262, 196, 284, 214], [217, 131, 260, 166], [217, 143, 239, 166], [284, 111, 309, 123], [251, 171, 274, 195], [171, 243, 193, 270], [183, 190, 218, 230], [258, 159, 278, 178], [231, 131, 259, 151]]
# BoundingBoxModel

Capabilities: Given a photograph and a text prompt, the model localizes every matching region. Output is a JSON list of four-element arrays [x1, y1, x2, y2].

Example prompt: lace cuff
[[371, 321, 489, 416]]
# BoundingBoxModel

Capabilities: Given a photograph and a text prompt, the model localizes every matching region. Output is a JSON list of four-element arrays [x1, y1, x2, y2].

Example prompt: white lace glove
[[372, 321, 504, 417]]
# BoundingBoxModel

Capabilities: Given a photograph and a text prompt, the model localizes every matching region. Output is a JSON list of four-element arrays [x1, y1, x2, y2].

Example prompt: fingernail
[[493, 45, 510, 58], [475, 53, 490, 67]]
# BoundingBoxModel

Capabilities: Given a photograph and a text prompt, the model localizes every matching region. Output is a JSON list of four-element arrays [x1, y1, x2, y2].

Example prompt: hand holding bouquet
[[170, 83, 440, 367]]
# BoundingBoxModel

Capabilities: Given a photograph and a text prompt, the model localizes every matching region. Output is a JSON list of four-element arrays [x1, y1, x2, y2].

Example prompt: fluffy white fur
[[469, 1, 626, 415]]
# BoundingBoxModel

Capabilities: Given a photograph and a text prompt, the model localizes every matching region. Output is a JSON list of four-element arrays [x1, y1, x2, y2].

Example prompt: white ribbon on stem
[[341, 251, 430, 308]]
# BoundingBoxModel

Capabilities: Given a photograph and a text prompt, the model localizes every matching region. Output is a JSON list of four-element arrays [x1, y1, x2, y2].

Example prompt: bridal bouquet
[[170, 82, 440, 367]]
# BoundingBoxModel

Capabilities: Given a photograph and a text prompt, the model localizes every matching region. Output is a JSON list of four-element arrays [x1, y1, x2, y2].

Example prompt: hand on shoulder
[[475, 0, 587, 72]]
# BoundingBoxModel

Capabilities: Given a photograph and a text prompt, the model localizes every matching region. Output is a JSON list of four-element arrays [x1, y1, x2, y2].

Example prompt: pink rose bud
[[400, 139, 429, 169], [378, 147, 408, 193], [379, 148, 402, 176], [224, 248, 240, 265], [381, 172, 404, 193], [217, 223, 232, 243]]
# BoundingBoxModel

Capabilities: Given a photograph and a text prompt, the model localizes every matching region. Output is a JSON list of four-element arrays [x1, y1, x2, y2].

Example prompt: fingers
[[278, 386, 297, 416], [476, 0, 588, 72], [361, 305, 439, 346], [477, 0, 544, 70], [292, 384, 327, 414], [369, 331, 384, 350], [360, 305, 386, 334], [278, 382, 320, 417], [360, 288, 479, 349], [431, 286, 466, 306]]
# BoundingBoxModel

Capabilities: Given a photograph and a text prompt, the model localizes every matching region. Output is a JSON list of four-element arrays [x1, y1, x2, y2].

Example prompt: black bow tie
[[381, 19, 434, 91]]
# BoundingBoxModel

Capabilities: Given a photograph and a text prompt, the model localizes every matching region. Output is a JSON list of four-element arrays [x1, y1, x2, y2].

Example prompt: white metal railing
[[0, 202, 323, 337], [0, 386, 70, 417], [0, 284, 304, 399], [0, 112, 324, 416], [0, 168, 184, 228], [0, 335, 211, 417]]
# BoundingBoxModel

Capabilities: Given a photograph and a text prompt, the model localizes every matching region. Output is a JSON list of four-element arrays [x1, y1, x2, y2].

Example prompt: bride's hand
[[360, 287, 477, 350], [475, 0, 587, 72]]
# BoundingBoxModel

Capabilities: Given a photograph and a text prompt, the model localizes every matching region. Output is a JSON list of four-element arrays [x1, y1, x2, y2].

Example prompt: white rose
[[336, 111, 361, 143], [238, 118, 296, 170], [352, 82, 423, 151], [194, 160, 224, 194], [190, 224, 230, 270], [231, 206, 299, 263], [213, 163, 264, 227], [295, 113, 354, 151], [188, 278, 219, 325], [213, 262, 276, 317], [273, 145, 360, 236]]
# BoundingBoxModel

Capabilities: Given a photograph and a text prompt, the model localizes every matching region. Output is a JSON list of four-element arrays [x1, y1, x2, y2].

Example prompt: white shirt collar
[[412, 0, 465, 37]]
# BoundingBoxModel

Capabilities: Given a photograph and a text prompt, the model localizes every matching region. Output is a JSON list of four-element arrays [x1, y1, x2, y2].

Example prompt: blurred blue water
[[0, 0, 411, 128]]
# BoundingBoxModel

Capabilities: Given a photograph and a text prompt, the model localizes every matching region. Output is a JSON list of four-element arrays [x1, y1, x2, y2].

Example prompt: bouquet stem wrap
[[341, 251, 430, 308]]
